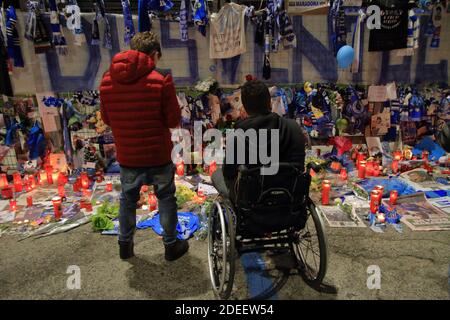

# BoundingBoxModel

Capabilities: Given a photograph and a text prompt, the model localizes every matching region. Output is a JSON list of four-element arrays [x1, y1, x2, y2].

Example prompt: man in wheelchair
[[211, 79, 308, 235]]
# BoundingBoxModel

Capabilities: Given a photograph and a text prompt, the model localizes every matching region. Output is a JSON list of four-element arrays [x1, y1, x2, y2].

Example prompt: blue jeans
[[119, 163, 178, 245]]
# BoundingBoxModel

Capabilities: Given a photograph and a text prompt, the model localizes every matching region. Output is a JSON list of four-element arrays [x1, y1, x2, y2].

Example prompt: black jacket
[[223, 112, 306, 182]]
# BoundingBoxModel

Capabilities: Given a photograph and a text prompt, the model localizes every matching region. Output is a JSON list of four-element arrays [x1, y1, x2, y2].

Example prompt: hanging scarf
[[329, 0, 346, 56], [25, 1, 52, 54], [350, 9, 365, 73], [179, 0, 188, 41], [91, 1, 112, 49], [49, 0, 68, 55], [6, 6, 24, 67], [278, 9, 296, 49], [193, 0, 208, 37], [0, 0, 6, 42], [430, 3, 442, 48], [121, 0, 135, 45], [65, 2, 85, 46], [0, 29, 12, 96], [263, 11, 271, 80]]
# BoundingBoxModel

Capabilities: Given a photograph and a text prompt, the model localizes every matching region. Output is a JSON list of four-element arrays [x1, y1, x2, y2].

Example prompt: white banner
[[287, 0, 329, 15]]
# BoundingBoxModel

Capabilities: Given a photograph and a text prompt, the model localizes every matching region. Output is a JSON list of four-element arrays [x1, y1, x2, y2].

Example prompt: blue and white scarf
[[179, 0, 189, 41], [25, 0, 52, 54], [91, 0, 112, 49], [121, 0, 135, 45], [49, 0, 68, 55], [329, 0, 346, 56], [350, 9, 365, 73], [5, 6, 24, 67]]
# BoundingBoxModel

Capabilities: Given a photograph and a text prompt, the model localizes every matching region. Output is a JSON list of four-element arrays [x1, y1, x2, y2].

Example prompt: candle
[[373, 185, 384, 199], [391, 160, 399, 174], [377, 213, 386, 223], [373, 165, 381, 177], [58, 185, 65, 198], [73, 179, 81, 192], [13, 172, 22, 192], [390, 190, 398, 205], [57, 172, 68, 186], [370, 190, 381, 213], [422, 150, 429, 161], [209, 161, 217, 176], [148, 192, 157, 211], [321, 180, 331, 205], [339, 168, 348, 181], [9, 199, 17, 211], [47, 172, 53, 185], [357, 152, 366, 168], [106, 182, 113, 192], [0, 173, 8, 188], [393, 150, 402, 161], [365, 161, 374, 176], [27, 196, 33, 207], [52, 196, 63, 220], [1, 186, 13, 199], [358, 162, 366, 179], [80, 172, 89, 189], [176, 161, 185, 176]]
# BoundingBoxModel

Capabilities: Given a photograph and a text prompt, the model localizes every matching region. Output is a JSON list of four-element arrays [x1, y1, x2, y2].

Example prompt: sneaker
[[164, 239, 189, 261], [119, 240, 134, 260]]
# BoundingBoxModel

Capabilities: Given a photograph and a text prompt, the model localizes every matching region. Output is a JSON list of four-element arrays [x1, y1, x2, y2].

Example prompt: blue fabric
[[137, 212, 199, 240], [122, 0, 135, 44], [412, 136, 446, 161], [26, 122, 46, 160], [5, 6, 24, 67], [357, 177, 416, 198]]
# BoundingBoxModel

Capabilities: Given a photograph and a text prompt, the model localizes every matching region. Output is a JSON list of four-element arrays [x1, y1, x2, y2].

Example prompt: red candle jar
[[73, 179, 81, 192], [422, 150, 429, 161], [52, 196, 63, 220], [373, 185, 384, 199], [390, 190, 398, 205], [0, 173, 8, 188], [176, 161, 185, 176], [370, 190, 381, 213], [393, 150, 403, 161], [45, 165, 54, 185], [321, 180, 331, 205], [1, 186, 13, 199], [391, 160, 399, 174], [29, 175, 36, 189], [26, 196, 33, 207], [365, 161, 374, 176], [13, 172, 22, 192], [357, 152, 366, 168], [105, 182, 113, 192], [209, 161, 217, 176], [373, 165, 381, 177], [9, 199, 17, 211], [80, 172, 89, 189], [148, 192, 157, 211], [339, 168, 348, 181], [358, 161, 366, 179], [58, 185, 65, 198], [57, 172, 68, 186]]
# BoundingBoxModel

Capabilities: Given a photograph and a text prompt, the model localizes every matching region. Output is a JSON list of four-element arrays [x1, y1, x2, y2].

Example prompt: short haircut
[[241, 80, 271, 115], [130, 31, 162, 57]]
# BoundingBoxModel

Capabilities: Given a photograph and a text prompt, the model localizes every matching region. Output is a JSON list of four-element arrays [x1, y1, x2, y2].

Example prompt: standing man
[[100, 32, 188, 261]]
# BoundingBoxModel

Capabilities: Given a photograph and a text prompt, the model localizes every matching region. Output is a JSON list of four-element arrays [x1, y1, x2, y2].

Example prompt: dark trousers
[[119, 163, 178, 245]]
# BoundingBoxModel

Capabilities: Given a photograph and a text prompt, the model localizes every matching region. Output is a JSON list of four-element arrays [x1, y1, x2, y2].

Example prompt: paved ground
[[0, 222, 449, 300]]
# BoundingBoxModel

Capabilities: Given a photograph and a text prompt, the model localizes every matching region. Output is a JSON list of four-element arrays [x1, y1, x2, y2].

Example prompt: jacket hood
[[109, 50, 155, 84], [236, 112, 280, 131]]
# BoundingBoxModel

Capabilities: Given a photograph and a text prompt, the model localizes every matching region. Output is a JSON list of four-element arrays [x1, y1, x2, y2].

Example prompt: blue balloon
[[337, 45, 355, 69]]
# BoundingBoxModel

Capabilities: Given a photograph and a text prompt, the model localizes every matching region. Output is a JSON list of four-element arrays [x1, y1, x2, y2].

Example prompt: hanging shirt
[[368, 0, 409, 52], [209, 3, 246, 59]]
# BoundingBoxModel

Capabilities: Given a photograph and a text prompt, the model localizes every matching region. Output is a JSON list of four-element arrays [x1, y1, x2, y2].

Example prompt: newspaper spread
[[318, 205, 366, 228]]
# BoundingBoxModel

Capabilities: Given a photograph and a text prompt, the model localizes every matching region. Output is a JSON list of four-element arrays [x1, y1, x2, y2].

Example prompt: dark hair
[[240, 80, 271, 115], [130, 31, 162, 58]]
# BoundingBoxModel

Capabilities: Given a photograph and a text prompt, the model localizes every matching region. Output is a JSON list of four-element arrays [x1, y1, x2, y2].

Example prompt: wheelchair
[[208, 163, 328, 299]]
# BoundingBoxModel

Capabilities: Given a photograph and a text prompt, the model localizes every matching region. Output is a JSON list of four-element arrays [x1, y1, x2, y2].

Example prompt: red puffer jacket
[[100, 50, 181, 168]]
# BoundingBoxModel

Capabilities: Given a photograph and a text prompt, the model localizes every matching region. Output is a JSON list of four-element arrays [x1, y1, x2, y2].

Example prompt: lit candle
[[390, 190, 398, 205], [358, 161, 366, 179], [321, 180, 331, 205], [1, 186, 13, 199], [357, 152, 366, 168], [13, 172, 22, 192], [422, 150, 429, 161], [52, 196, 63, 220], [391, 160, 399, 174], [148, 192, 157, 211], [52, 171, 59, 184], [370, 190, 381, 214], [393, 150, 402, 161], [45, 165, 54, 185], [176, 161, 185, 176], [339, 168, 348, 181], [80, 172, 89, 189], [209, 161, 217, 176], [57, 172, 67, 186], [26, 196, 33, 207], [377, 213, 386, 223], [9, 199, 17, 211], [73, 179, 81, 192], [373, 185, 384, 200], [0, 173, 8, 188], [365, 161, 374, 177], [105, 182, 113, 192], [58, 185, 65, 198]]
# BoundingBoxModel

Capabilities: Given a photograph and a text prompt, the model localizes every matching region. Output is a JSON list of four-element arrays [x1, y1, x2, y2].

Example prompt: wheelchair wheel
[[291, 199, 328, 287], [207, 200, 236, 299]]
